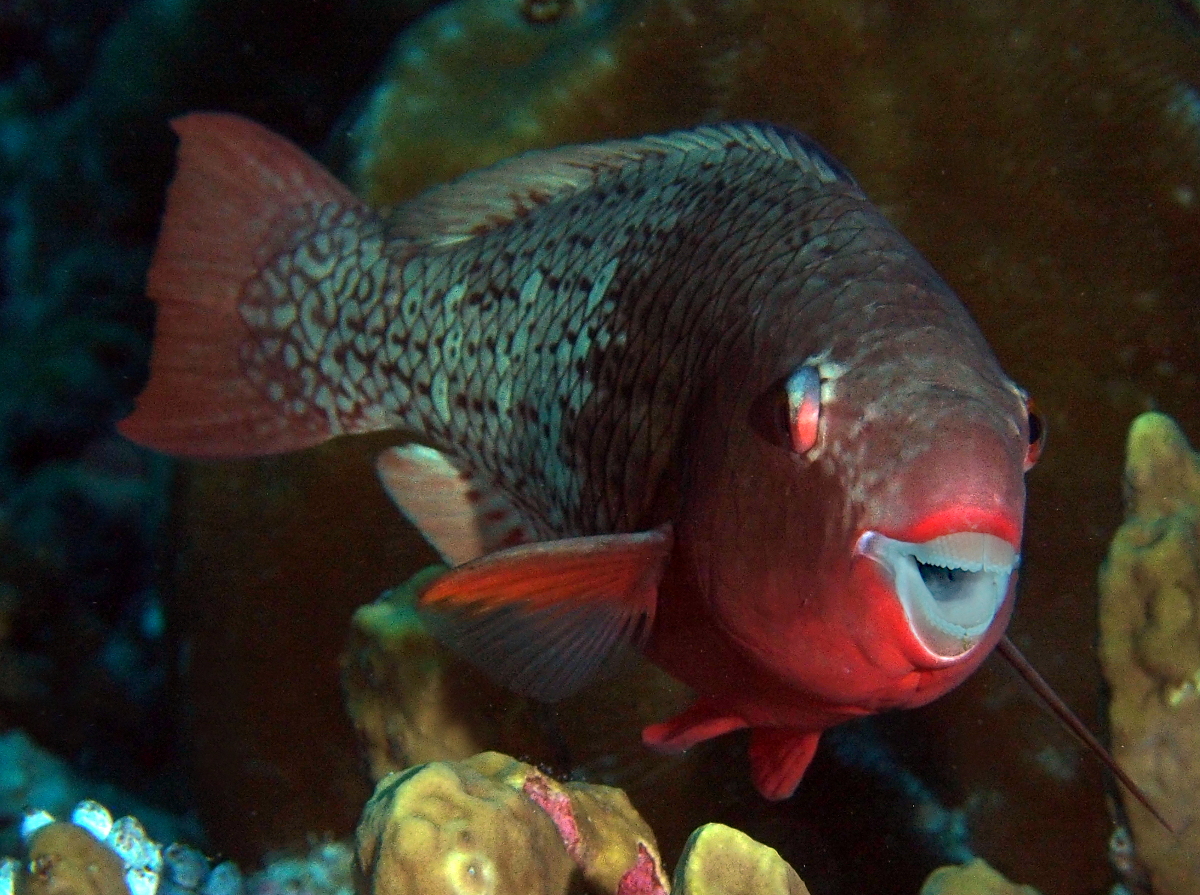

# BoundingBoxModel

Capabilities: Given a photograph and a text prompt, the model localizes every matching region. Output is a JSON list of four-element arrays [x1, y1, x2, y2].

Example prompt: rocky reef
[[1099, 412, 1200, 892], [3, 757, 1041, 895]]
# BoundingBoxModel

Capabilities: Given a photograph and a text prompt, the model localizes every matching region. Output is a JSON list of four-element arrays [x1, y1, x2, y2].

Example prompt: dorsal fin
[[387, 124, 854, 248]]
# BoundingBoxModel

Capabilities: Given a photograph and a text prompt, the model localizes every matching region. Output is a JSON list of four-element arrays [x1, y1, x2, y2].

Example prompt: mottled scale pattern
[[233, 124, 919, 540]]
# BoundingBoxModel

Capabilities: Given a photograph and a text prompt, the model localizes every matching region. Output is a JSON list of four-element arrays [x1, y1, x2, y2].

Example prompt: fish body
[[120, 114, 1041, 799]]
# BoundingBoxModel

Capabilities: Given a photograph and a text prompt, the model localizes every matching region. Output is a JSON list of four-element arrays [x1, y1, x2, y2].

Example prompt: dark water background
[[1, 0, 1198, 892]]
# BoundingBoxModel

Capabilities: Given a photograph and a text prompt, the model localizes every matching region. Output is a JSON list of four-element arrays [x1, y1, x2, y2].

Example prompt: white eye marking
[[785, 364, 821, 453]]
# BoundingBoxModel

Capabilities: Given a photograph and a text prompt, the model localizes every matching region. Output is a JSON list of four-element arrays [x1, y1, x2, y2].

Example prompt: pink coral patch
[[616, 844, 668, 895], [523, 774, 582, 858]]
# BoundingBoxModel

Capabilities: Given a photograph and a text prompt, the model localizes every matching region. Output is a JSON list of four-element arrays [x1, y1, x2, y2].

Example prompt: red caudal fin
[[119, 113, 368, 458]]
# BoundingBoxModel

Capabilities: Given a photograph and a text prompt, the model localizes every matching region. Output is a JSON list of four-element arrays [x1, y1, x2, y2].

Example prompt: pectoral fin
[[417, 525, 673, 702]]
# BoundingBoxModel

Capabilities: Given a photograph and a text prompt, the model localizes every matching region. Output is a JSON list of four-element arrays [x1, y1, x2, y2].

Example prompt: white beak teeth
[[857, 530, 1019, 659]]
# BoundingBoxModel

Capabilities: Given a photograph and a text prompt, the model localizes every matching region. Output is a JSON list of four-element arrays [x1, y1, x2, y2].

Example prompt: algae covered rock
[[341, 565, 543, 778], [18, 822, 130, 895], [355, 752, 668, 895], [919, 860, 1040, 895], [671, 824, 809, 895], [1098, 411, 1200, 892]]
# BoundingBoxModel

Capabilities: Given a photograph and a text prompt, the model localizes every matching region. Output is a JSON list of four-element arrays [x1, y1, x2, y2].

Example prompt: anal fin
[[376, 444, 534, 565], [417, 525, 673, 702], [748, 728, 821, 801]]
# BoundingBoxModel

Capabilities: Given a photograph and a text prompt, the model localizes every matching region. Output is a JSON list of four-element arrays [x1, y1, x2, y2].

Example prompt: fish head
[[679, 326, 1044, 715]]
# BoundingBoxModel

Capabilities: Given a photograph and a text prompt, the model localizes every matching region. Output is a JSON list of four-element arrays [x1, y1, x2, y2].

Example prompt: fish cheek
[[688, 436, 859, 692]]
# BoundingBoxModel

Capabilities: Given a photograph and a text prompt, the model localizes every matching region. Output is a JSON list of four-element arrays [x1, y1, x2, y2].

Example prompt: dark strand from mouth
[[996, 636, 1176, 835]]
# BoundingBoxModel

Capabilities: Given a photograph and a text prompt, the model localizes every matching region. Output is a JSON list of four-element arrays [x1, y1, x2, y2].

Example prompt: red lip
[[889, 506, 1022, 550]]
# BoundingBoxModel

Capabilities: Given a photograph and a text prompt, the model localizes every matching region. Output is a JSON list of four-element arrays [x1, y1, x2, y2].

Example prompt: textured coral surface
[[1099, 412, 1200, 893], [355, 752, 668, 895], [919, 860, 1041, 895]]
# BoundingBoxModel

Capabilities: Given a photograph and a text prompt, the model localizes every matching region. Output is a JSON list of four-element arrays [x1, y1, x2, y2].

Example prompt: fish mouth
[[856, 531, 1018, 660]]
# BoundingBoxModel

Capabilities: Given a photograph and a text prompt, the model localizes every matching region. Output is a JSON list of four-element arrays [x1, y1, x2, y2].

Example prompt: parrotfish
[[120, 113, 1046, 801]]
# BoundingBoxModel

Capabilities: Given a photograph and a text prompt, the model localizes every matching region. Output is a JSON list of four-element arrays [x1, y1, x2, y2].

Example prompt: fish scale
[[245, 146, 795, 534]]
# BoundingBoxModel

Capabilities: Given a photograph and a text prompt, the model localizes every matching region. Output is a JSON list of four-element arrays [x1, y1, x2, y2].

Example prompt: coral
[[919, 860, 1041, 895], [0, 764, 1048, 895], [354, 754, 1046, 895], [355, 752, 668, 895], [18, 821, 129, 895], [671, 823, 810, 895], [341, 565, 692, 788], [1, 798, 355, 895], [340, 565, 547, 778], [8, 801, 170, 895], [1098, 412, 1200, 892], [0, 731, 200, 861]]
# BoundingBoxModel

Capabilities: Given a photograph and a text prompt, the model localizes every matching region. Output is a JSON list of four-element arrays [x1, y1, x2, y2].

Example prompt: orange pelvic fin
[[417, 525, 673, 702], [119, 113, 366, 458], [641, 698, 749, 753], [748, 727, 821, 801]]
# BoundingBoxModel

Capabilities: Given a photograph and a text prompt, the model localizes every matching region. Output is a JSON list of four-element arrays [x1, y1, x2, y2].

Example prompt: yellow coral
[[355, 752, 667, 895], [920, 859, 1040, 895], [672, 824, 810, 895], [1098, 412, 1200, 892], [19, 824, 129, 895]]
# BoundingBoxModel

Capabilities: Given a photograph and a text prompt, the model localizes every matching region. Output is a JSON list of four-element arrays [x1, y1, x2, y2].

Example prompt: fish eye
[[750, 364, 821, 454], [1024, 396, 1046, 470]]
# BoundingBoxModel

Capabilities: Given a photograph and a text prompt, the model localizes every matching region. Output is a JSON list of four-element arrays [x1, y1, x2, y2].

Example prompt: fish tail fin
[[119, 112, 371, 458]]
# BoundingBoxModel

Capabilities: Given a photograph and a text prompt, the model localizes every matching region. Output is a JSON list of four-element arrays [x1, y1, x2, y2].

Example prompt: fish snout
[[844, 418, 1026, 673]]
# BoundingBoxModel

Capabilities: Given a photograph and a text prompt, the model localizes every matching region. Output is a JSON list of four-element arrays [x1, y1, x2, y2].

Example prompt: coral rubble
[[1098, 412, 1200, 892]]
